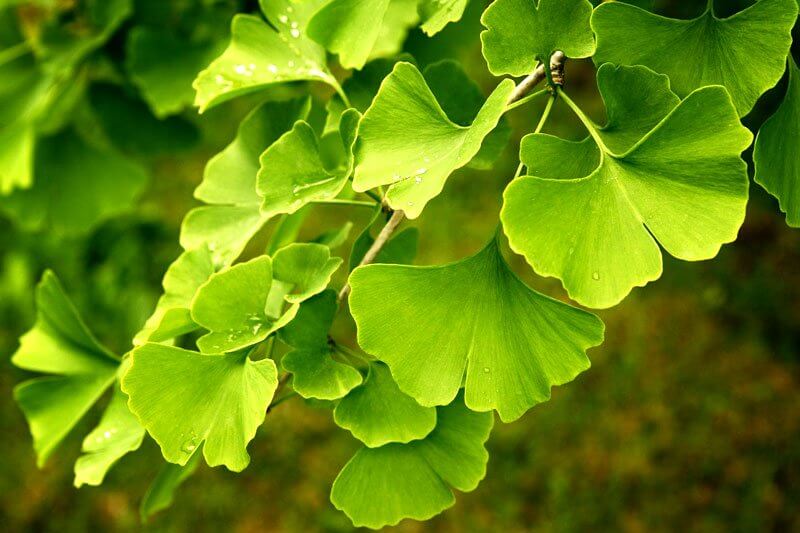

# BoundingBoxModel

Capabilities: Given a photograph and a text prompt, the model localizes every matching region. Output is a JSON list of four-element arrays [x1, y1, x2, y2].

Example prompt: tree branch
[[338, 209, 406, 302], [506, 51, 566, 105]]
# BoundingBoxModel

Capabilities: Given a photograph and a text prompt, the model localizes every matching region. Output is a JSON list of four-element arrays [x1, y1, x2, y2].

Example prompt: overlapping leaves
[[502, 65, 752, 309]]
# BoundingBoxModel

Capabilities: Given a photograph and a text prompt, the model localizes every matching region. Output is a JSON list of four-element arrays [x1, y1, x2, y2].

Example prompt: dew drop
[[290, 28, 300, 38], [414, 176, 423, 184], [103, 430, 112, 439], [592, 271, 600, 281], [290, 21, 298, 29], [483, 367, 491, 374], [278, 14, 288, 23], [181, 437, 198, 454], [267, 64, 278, 73], [288, 60, 296, 68], [407, 201, 414, 207], [415, 168, 427, 176], [286, 6, 293, 12]]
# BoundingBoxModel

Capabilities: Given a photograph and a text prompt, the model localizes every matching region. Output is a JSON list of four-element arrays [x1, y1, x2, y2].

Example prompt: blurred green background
[[2, 0, 800, 531]]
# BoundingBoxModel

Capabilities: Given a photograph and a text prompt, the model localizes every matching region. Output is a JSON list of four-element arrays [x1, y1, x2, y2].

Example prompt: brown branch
[[338, 209, 406, 302], [507, 51, 566, 105]]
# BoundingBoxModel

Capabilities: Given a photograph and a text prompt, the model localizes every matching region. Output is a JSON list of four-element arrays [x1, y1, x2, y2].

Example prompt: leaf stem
[[338, 209, 406, 301], [362, 189, 382, 203], [311, 199, 376, 208], [557, 87, 612, 154], [0, 40, 32, 68], [329, 78, 352, 108], [505, 88, 547, 112], [513, 94, 557, 179]]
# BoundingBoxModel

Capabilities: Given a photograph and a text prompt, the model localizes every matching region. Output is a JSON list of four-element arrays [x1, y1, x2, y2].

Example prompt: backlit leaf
[[419, 0, 469, 36], [307, 0, 391, 69], [480, 0, 595, 77], [591, 0, 798, 116], [349, 238, 603, 422], [754, 59, 800, 227], [334, 362, 436, 447], [352, 62, 514, 218], [122, 343, 279, 471], [140, 452, 201, 522], [331, 394, 492, 528], [272, 243, 343, 304]]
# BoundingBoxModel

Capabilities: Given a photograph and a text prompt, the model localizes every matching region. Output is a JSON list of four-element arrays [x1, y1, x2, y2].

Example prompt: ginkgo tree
[[6, 0, 800, 529]]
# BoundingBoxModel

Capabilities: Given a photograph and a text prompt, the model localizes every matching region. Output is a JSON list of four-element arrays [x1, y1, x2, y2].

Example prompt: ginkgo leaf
[[12, 271, 120, 466], [349, 238, 604, 422], [272, 243, 343, 304], [591, 0, 798, 116], [307, 0, 391, 70], [502, 66, 753, 309], [419, 0, 469, 36], [280, 290, 363, 400], [352, 62, 514, 218], [330, 394, 492, 529], [122, 343, 278, 471], [754, 59, 800, 227], [369, 0, 419, 60], [74, 379, 145, 487], [127, 27, 225, 117], [180, 205, 265, 268], [258, 109, 360, 218], [190, 256, 298, 353], [197, 97, 311, 206], [480, 0, 595, 77], [134, 247, 215, 345], [334, 362, 436, 447], [0, 131, 148, 234], [0, 121, 33, 194], [140, 451, 201, 522], [193, 0, 335, 112], [423, 59, 511, 170], [185, 98, 311, 267], [312, 221, 353, 249]]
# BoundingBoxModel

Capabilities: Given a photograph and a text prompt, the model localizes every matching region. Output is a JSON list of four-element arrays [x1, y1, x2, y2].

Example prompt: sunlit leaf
[[258, 109, 360, 218], [334, 362, 436, 447], [502, 65, 753, 308], [193, 0, 334, 112], [349, 238, 603, 422], [480, 0, 595, 76], [272, 243, 343, 304], [74, 379, 145, 487], [352, 62, 514, 218], [140, 452, 201, 522], [331, 394, 491, 529], [591, 0, 798, 116], [754, 59, 800, 227], [307, 0, 391, 69], [0, 121, 33, 194], [419, 0, 469, 36], [12, 271, 119, 466], [122, 343, 279, 471]]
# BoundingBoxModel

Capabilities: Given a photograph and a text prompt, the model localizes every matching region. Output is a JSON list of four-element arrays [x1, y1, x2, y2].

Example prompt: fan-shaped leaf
[[480, 0, 595, 77], [352, 62, 514, 218], [331, 394, 492, 529], [272, 243, 343, 304], [502, 66, 752, 309], [334, 362, 436, 447], [591, 0, 798, 116], [754, 59, 800, 227], [12, 271, 119, 466], [349, 238, 603, 422], [122, 344, 278, 471], [419, 0, 469, 36], [193, 0, 334, 112], [307, 0, 391, 69]]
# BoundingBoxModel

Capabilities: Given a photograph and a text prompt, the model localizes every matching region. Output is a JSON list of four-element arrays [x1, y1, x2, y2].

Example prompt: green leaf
[[190, 256, 298, 354], [193, 0, 334, 112], [12, 271, 119, 466], [312, 221, 353, 248], [278, 290, 336, 349], [334, 362, 436, 447], [331, 394, 492, 529], [480, 0, 595, 77], [307, 0, 391, 69], [197, 97, 311, 206], [419, 0, 469, 36], [754, 59, 800, 227], [74, 380, 145, 487], [272, 243, 343, 304], [349, 238, 603, 422], [258, 109, 360, 218], [134, 247, 216, 345], [0, 131, 148, 234], [369, 0, 419, 60], [0, 121, 33, 194], [352, 62, 514, 218], [122, 343, 279, 471], [423, 59, 511, 170], [591, 0, 798, 116], [127, 27, 225, 117], [140, 451, 201, 522], [180, 205, 265, 268], [502, 66, 753, 309]]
